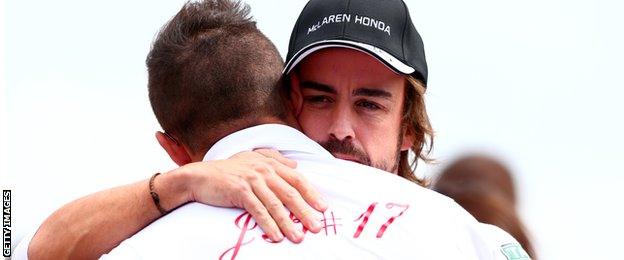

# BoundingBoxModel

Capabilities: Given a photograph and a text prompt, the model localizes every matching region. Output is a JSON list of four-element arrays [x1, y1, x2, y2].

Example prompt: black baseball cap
[[284, 0, 428, 84]]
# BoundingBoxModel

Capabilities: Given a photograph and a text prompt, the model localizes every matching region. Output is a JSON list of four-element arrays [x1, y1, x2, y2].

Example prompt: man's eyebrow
[[353, 88, 393, 99], [300, 81, 337, 94]]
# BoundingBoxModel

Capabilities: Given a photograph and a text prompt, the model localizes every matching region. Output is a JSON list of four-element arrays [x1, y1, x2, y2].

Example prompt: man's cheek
[[298, 117, 323, 139], [291, 97, 304, 117]]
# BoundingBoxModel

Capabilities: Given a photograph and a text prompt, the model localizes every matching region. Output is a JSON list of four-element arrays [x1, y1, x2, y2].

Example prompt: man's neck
[[258, 115, 301, 131], [190, 116, 301, 162]]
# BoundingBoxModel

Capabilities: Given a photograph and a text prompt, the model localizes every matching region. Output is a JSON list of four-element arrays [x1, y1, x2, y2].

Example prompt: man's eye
[[304, 96, 332, 104], [357, 100, 381, 110]]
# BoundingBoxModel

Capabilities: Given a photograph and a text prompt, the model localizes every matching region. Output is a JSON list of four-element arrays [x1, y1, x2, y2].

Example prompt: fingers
[[253, 148, 297, 168], [249, 180, 305, 243], [240, 192, 284, 243], [271, 161, 328, 212], [265, 172, 323, 235], [219, 151, 326, 242]]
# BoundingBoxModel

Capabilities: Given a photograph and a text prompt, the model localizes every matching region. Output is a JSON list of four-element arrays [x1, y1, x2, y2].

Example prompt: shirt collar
[[202, 124, 333, 161]]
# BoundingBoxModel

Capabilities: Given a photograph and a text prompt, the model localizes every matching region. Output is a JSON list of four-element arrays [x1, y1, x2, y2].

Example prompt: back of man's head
[[147, 0, 286, 155]]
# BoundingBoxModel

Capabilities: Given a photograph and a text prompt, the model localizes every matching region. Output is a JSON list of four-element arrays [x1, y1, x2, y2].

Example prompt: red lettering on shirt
[[376, 203, 409, 238], [353, 202, 378, 238], [220, 201, 410, 258], [219, 212, 257, 260], [321, 211, 341, 236]]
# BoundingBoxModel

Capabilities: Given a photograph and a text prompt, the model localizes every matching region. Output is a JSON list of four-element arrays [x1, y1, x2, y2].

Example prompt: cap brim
[[283, 40, 415, 76]]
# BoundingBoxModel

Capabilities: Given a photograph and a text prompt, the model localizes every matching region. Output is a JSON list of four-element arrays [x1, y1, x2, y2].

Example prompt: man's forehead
[[294, 48, 404, 83], [298, 48, 386, 69]]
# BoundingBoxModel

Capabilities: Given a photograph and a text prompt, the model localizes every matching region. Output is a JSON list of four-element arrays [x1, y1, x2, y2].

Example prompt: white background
[[2, 0, 623, 259]]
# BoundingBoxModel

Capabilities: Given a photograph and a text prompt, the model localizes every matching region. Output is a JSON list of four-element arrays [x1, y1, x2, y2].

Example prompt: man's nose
[[328, 109, 355, 141]]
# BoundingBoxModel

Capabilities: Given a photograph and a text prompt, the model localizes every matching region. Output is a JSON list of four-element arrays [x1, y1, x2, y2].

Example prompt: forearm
[[28, 170, 191, 260]]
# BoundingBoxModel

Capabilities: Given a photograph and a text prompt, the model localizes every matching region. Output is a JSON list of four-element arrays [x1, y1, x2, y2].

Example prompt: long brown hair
[[433, 155, 536, 259], [397, 76, 434, 186]]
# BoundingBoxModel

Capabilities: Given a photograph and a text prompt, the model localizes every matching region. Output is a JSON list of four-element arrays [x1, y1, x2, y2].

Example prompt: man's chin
[[333, 153, 365, 165]]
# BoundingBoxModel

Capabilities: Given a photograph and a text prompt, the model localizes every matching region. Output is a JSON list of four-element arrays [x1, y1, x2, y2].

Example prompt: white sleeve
[[12, 231, 35, 260], [469, 223, 532, 260], [99, 240, 142, 260], [12, 230, 142, 260]]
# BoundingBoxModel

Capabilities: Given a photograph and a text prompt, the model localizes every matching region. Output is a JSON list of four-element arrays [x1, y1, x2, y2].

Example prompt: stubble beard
[[319, 134, 402, 174]]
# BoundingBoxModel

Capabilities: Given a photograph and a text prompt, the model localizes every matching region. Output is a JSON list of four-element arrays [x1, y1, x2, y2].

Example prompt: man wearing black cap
[[283, 0, 432, 187], [15, 0, 529, 259], [95, 1, 524, 258]]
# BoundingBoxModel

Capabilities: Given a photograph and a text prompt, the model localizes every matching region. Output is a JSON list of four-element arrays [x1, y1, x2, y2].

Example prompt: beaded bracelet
[[149, 173, 168, 215]]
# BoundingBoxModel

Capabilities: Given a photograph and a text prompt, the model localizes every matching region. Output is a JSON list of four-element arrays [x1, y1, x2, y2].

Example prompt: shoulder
[[12, 230, 36, 260], [101, 240, 143, 260], [466, 222, 532, 260], [297, 155, 461, 209]]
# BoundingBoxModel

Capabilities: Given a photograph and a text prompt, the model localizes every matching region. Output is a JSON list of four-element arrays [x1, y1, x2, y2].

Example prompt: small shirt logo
[[500, 243, 530, 260]]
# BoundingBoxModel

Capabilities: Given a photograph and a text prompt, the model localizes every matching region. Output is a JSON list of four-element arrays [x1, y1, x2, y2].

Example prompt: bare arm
[[28, 150, 326, 260], [28, 170, 190, 260]]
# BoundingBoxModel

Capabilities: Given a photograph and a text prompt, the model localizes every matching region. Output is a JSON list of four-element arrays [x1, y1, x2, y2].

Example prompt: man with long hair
[[16, 0, 528, 259]]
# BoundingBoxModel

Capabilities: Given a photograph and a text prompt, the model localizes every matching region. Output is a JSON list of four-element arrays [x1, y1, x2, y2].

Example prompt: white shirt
[[99, 124, 528, 259]]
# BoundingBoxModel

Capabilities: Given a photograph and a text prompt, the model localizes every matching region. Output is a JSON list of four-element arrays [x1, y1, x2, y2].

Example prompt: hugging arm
[[27, 149, 326, 259]]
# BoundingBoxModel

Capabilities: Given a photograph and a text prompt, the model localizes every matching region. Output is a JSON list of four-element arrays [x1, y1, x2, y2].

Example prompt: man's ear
[[155, 131, 192, 166], [400, 127, 415, 151], [289, 73, 304, 117]]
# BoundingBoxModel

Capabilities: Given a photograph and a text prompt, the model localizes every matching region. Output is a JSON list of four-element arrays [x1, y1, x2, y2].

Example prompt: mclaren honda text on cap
[[284, 0, 428, 85]]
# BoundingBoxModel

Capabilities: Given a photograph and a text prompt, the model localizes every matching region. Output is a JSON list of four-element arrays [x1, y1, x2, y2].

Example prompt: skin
[[27, 48, 414, 260], [290, 48, 414, 173], [28, 130, 327, 259], [155, 131, 326, 243]]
